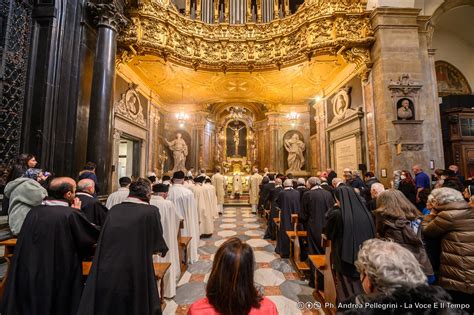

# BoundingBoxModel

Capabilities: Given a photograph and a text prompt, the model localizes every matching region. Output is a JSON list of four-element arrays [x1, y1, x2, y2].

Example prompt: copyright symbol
[[297, 301, 304, 309], [314, 302, 322, 309]]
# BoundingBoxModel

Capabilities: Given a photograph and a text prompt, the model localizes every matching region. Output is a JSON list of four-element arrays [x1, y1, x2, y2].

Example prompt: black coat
[[1, 204, 99, 315], [398, 181, 417, 206], [275, 188, 301, 257], [77, 200, 168, 315], [325, 186, 375, 277], [264, 186, 282, 240], [300, 188, 334, 254], [259, 182, 275, 210], [77, 192, 108, 227]]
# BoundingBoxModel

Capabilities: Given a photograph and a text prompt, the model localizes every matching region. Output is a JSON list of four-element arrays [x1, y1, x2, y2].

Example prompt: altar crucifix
[[226, 121, 247, 157]]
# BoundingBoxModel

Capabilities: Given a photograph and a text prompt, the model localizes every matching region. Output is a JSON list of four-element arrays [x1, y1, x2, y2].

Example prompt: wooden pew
[[178, 219, 192, 274], [82, 261, 171, 305], [308, 234, 337, 314], [286, 214, 310, 277], [0, 238, 16, 300]]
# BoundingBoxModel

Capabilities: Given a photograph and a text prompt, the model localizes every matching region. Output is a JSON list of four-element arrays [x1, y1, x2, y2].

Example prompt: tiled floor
[[163, 206, 322, 315]]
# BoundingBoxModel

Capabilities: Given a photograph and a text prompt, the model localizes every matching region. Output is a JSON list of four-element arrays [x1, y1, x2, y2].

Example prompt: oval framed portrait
[[332, 89, 350, 119]]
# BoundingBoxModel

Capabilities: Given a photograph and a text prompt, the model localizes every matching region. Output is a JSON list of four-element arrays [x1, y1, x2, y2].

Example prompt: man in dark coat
[[275, 179, 301, 258], [77, 178, 168, 315], [263, 178, 282, 240], [300, 177, 334, 288], [259, 173, 276, 212], [76, 178, 108, 227], [1, 177, 99, 315], [78, 161, 100, 196], [295, 178, 308, 202]]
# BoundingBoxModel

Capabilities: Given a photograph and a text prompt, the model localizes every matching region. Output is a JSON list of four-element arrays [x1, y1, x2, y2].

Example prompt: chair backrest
[[321, 234, 337, 307]]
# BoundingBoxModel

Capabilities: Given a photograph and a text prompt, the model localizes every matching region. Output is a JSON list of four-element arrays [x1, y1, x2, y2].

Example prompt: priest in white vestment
[[249, 168, 263, 214], [232, 172, 243, 199], [193, 177, 214, 236], [105, 177, 131, 208], [167, 171, 200, 263], [204, 178, 219, 218], [150, 184, 183, 298], [211, 166, 226, 213]]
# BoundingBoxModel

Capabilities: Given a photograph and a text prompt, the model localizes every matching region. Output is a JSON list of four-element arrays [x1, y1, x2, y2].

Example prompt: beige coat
[[249, 173, 263, 205], [422, 201, 474, 294], [211, 172, 226, 205]]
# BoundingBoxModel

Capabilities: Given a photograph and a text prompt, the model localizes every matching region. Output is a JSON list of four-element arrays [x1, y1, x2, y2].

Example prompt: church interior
[[1, 0, 474, 314]]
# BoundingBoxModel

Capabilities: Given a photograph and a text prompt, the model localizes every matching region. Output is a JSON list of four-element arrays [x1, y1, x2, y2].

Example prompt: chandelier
[[286, 112, 300, 127], [176, 84, 189, 127], [286, 85, 300, 127], [176, 109, 189, 128]]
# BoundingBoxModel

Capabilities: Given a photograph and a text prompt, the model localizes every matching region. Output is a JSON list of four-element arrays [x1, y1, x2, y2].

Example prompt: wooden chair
[[82, 261, 171, 305], [177, 219, 192, 274], [308, 234, 337, 314], [286, 214, 310, 277], [0, 238, 17, 300]]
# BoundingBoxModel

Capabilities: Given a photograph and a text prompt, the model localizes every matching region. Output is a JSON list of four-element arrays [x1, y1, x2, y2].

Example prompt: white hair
[[430, 187, 464, 206], [371, 183, 385, 195], [297, 178, 305, 185], [355, 239, 427, 294], [307, 177, 321, 187], [275, 178, 283, 186], [332, 178, 343, 187], [283, 179, 293, 187]]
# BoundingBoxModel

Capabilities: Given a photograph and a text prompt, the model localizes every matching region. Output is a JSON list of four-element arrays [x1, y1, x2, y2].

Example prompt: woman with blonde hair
[[188, 238, 277, 315], [374, 189, 434, 282]]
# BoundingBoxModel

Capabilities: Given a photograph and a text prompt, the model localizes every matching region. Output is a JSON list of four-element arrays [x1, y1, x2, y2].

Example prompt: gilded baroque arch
[[117, 0, 375, 73]]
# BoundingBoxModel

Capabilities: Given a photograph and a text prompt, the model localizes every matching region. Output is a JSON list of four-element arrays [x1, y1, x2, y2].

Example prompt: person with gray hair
[[274, 177, 301, 258], [332, 177, 344, 188], [296, 177, 308, 202], [76, 178, 108, 227], [340, 239, 461, 314], [423, 187, 474, 307], [300, 176, 334, 288], [367, 182, 385, 211]]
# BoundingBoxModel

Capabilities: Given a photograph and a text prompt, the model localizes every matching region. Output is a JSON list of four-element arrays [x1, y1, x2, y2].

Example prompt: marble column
[[86, 2, 127, 194], [370, 8, 444, 185]]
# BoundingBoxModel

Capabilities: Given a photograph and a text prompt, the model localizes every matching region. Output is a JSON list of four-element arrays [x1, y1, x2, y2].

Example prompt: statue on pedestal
[[164, 133, 188, 173], [284, 133, 305, 173]]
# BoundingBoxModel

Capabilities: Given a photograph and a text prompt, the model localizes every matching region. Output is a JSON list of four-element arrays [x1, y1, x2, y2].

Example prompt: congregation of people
[[0, 153, 473, 314]]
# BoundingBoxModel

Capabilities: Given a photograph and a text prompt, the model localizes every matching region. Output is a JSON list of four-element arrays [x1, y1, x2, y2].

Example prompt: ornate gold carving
[[340, 46, 373, 81], [119, 1, 374, 72], [115, 84, 146, 126], [87, 2, 128, 32]]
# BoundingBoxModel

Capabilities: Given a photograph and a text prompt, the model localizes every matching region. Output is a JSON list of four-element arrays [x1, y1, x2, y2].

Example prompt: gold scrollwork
[[118, 0, 374, 72]]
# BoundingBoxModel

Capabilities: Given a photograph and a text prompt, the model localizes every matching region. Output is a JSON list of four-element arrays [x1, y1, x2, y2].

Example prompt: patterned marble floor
[[163, 206, 322, 315]]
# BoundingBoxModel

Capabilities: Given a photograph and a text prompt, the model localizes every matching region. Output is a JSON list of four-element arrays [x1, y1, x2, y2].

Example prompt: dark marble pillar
[[86, 2, 127, 194]]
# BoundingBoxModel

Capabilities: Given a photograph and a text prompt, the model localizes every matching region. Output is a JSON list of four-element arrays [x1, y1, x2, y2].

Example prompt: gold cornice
[[119, 1, 375, 72]]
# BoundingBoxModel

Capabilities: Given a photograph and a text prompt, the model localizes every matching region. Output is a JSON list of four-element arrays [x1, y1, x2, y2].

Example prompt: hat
[[194, 176, 205, 183], [172, 171, 185, 179], [153, 183, 169, 193]]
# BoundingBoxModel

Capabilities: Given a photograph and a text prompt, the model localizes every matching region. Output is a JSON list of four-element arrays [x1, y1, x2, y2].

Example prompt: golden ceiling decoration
[[119, 0, 374, 72], [123, 55, 350, 107]]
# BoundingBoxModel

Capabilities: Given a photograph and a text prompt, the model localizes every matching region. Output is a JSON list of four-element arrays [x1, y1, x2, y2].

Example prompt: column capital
[[86, 2, 128, 32]]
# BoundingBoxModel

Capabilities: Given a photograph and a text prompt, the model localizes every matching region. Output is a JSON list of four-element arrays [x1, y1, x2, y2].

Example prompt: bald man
[[76, 178, 108, 226], [1, 177, 99, 315]]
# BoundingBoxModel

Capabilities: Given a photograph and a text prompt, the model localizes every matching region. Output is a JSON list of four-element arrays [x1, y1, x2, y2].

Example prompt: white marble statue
[[165, 133, 188, 173], [284, 134, 305, 173]]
